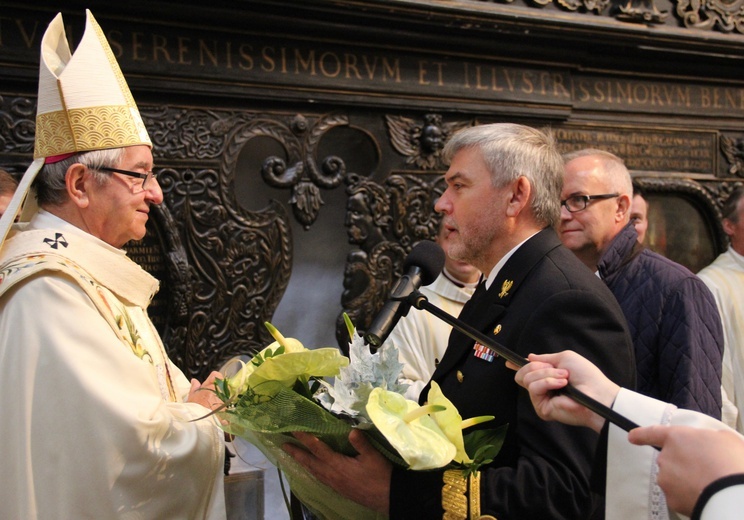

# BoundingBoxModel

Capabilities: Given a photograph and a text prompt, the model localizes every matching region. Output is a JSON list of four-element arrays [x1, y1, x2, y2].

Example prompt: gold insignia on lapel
[[457, 370, 464, 383], [493, 324, 502, 335], [498, 279, 513, 298]]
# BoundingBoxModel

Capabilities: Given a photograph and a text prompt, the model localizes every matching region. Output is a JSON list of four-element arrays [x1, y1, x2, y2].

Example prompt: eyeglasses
[[561, 193, 619, 213], [98, 166, 157, 189]]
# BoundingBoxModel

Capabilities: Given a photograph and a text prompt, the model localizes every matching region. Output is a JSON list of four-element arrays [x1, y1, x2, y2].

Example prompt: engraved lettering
[[419, 60, 445, 86], [553, 73, 570, 98], [261, 46, 275, 72], [616, 81, 632, 105], [295, 48, 316, 76], [346, 53, 362, 80], [504, 69, 517, 91], [701, 87, 711, 108], [593, 81, 606, 103], [633, 83, 649, 104], [132, 32, 147, 62], [382, 57, 401, 82], [177, 36, 192, 65], [363, 55, 378, 79], [199, 39, 218, 67], [319, 51, 341, 78], [152, 34, 174, 63], [491, 67, 503, 92], [238, 43, 253, 70], [432, 61, 445, 86], [475, 66, 489, 90], [522, 71, 534, 95], [15, 18, 39, 48], [651, 84, 663, 106]]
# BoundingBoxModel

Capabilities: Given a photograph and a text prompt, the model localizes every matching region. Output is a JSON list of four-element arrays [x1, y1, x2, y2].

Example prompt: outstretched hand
[[283, 429, 392, 514], [629, 425, 744, 516], [187, 371, 225, 412], [508, 351, 620, 433]]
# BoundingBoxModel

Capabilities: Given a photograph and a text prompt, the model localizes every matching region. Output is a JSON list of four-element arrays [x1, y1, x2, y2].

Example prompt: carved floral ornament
[[488, 0, 743, 32]]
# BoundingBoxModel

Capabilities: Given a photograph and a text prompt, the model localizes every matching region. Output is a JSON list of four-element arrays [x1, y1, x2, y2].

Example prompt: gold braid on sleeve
[[442, 469, 497, 519]]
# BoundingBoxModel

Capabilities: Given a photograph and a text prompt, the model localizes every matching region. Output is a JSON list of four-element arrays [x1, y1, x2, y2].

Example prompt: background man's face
[[630, 193, 649, 244], [559, 156, 624, 260]]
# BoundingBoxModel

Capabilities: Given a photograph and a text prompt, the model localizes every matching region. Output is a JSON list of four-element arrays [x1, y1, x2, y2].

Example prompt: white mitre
[[0, 9, 152, 246]]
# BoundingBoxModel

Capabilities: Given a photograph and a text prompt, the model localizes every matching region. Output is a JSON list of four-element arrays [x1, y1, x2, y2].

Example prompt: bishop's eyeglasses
[[98, 166, 158, 190], [561, 193, 619, 213]]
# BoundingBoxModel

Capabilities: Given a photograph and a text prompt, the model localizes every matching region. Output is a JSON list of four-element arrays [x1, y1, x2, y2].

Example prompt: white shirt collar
[[483, 231, 539, 290]]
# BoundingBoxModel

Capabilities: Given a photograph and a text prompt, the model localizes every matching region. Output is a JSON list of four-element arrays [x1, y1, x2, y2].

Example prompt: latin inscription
[[1, 13, 742, 118], [555, 126, 717, 173]]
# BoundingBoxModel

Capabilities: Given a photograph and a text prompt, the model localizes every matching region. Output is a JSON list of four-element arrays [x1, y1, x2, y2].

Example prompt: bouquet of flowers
[[215, 317, 507, 520]]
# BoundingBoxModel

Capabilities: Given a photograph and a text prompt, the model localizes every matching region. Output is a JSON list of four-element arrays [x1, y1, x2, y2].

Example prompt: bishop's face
[[82, 145, 163, 248]]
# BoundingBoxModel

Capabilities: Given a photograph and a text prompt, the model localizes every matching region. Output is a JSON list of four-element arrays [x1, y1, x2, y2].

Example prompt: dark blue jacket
[[599, 223, 723, 417]]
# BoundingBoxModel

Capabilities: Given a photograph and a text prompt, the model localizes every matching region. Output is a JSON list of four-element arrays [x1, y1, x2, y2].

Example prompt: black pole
[[409, 291, 642, 434]]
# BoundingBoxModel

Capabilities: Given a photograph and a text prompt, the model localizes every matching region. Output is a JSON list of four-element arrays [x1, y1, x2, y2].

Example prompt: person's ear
[[723, 218, 735, 237], [617, 193, 631, 222], [505, 176, 531, 217], [66, 164, 90, 209]]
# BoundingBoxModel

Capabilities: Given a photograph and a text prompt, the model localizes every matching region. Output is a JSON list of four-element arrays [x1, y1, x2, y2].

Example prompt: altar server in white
[[698, 186, 744, 433], [386, 223, 480, 400]]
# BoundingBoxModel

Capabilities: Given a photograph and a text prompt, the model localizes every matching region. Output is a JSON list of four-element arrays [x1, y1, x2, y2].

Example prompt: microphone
[[364, 240, 445, 349]]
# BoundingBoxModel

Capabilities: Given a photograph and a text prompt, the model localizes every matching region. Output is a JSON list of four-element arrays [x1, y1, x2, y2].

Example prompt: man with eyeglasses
[[0, 11, 226, 519], [559, 148, 724, 419]]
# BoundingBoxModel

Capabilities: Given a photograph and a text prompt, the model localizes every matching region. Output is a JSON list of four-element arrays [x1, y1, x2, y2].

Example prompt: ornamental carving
[[721, 135, 744, 177], [676, 0, 744, 33], [0, 94, 36, 154], [616, 0, 669, 23], [336, 172, 446, 350], [257, 113, 350, 229], [386, 114, 473, 170]]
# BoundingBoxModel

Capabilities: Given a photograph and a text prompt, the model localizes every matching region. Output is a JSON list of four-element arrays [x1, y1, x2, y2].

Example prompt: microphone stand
[[408, 290, 642, 434]]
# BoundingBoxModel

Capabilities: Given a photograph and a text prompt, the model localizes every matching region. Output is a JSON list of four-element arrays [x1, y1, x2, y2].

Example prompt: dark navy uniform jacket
[[390, 227, 636, 520]]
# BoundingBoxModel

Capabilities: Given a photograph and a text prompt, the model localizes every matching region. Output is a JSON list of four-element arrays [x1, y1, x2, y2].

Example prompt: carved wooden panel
[[2, 90, 743, 378]]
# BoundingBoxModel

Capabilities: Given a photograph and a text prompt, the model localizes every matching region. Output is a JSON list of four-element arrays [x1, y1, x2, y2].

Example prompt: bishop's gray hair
[[34, 148, 125, 207]]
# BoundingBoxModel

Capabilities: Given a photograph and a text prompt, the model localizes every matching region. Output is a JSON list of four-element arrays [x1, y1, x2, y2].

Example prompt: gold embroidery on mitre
[[34, 111, 76, 157], [36, 106, 147, 157], [498, 279, 513, 298]]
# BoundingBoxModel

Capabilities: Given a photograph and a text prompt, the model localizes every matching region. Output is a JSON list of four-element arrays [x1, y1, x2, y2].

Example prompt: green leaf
[[342, 312, 356, 342], [461, 424, 509, 476]]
